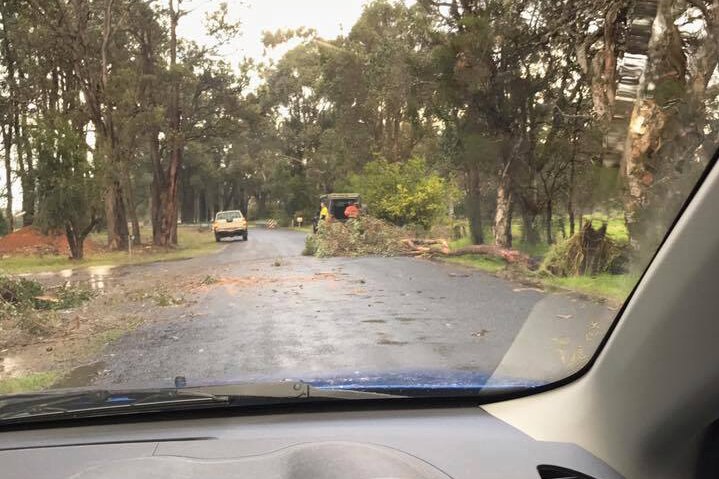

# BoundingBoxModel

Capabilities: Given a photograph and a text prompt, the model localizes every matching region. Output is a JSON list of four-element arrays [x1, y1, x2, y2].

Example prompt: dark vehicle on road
[[313, 193, 361, 232]]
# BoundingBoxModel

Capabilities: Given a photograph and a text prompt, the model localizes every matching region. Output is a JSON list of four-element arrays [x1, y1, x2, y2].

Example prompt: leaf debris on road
[[513, 287, 544, 293], [472, 329, 490, 338]]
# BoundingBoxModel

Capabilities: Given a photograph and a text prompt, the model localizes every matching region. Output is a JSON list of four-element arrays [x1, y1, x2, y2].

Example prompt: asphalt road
[[87, 229, 616, 389]]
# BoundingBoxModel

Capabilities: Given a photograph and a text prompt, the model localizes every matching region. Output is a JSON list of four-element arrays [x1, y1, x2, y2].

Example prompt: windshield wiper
[[0, 382, 403, 425]]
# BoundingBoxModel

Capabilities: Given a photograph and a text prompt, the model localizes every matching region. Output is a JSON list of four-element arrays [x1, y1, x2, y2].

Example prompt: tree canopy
[[0, 0, 716, 261]]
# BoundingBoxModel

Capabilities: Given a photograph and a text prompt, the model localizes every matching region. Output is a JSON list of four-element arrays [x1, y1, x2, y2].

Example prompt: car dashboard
[[0, 407, 622, 479]]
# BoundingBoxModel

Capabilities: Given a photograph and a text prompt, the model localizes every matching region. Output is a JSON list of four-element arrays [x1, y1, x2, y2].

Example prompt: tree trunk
[[193, 190, 200, 223], [65, 223, 84, 260], [153, 0, 183, 248], [545, 198, 554, 245], [65, 216, 99, 260], [568, 159, 576, 236], [2, 125, 13, 231], [148, 128, 164, 245], [104, 177, 129, 250], [0, 6, 15, 231], [520, 205, 540, 245], [123, 168, 141, 245], [465, 165, 484, 244], [17, 113, 35, 226], [170, 201, 178, 245], [493, 172, 512, 248], [622, 0, 685, 252]]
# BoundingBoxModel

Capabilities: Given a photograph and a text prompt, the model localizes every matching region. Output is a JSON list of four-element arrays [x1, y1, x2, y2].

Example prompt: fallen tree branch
[[401, 238, 535, 269]]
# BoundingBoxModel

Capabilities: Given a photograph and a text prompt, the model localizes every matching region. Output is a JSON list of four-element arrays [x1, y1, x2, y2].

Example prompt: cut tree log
[[447, 245, 532, 265], [401, 238, 535, 269]]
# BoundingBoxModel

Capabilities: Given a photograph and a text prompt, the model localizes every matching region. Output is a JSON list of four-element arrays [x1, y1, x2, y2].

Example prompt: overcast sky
[[178, 0, 374, 65]]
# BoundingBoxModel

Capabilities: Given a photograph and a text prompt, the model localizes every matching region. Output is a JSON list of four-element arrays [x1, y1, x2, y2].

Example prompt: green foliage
[[302, 235, 318, 256], [348, 158, 456, 228], [0, 276, 43, 306], [33, 116, 100, 257], [542, 223, 630, 277], [0, 276, 93, 334], [312, 216, 406, 257]]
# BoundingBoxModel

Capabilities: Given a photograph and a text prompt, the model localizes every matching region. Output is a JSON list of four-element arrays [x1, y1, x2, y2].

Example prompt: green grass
[[449, 237, 472, 250], [541, 273, 638, 303], [444, 255, 507, 273], [447, 219, 636, 303], [0, 371, 60, 395], [0, 226, 222, 275], [449, 233, 549, 257], [581, 213, 629, 243]]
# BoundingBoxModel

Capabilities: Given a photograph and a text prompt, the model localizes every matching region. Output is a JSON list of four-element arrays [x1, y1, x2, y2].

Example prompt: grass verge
[[0, 226, 221, 275], [443, 255, 507, 274], [540, 273, 638, 304], [0, 371, 60, 394], [440, 248, 635, 304]]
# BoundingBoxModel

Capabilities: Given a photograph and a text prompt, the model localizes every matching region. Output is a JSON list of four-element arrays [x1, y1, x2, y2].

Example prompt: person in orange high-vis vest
[[344, 202, 360, 219]]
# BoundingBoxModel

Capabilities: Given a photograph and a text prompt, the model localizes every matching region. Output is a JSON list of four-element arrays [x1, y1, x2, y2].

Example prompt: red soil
[[0, 227, 101, 256]]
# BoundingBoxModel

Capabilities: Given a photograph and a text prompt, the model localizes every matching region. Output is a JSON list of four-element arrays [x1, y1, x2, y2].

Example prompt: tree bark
[[65, 215, 99, 260], [401, 239, 534, 269], [2, 125, 13, 231], [545, 198, 554, 245], [153, 0, 183, 247], [622, 0, 686, 251], [519, 200, 540, 245], [17, 113, 34, 226], [104, 174, 129, 250], [193, 189, 200, 223], [149, 129, 164, 245], [493, 165, 513, 248], [1, 7, 16, 231], [124, 168, 141, 245], [568, 156, 576, 236], [465, 165, 484, 244]]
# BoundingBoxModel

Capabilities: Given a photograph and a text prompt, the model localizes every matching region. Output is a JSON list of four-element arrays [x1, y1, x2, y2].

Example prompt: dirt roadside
[[0, 262, 211, 389]]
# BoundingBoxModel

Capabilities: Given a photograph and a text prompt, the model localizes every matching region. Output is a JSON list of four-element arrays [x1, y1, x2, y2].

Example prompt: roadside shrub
[[302, 235, 318, 256], [347, 158, 457, 228], [0, 276, 94, 334], [542, 221, 630, 277], [269, 207, 291, 228], [312, 216, 406, 257], [0, 277, 43, 305]]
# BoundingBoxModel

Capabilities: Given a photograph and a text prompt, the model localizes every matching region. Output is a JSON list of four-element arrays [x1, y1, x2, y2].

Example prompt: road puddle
[[54, 361, 107, 389], [27, 265, 116, 291]]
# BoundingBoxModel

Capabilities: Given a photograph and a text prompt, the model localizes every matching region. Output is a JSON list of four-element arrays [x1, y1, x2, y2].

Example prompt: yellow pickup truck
[[213, 210, 248, 242]]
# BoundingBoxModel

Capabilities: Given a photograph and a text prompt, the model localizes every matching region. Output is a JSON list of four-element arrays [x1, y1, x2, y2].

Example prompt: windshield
[[0, 0, 717, 420], [216, 212, 244, 221]]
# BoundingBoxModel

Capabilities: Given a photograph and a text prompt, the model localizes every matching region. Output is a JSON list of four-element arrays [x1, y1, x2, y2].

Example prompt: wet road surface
[[85, 229, 616, 388]]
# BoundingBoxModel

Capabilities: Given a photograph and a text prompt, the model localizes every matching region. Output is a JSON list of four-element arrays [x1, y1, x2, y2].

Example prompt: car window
[[0, 0, 716, 421], [216, 212, 244, 221]]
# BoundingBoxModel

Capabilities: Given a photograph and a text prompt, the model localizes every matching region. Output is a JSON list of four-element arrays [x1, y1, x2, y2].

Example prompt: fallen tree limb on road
[[401, 238, 535, 269], [308, 216, 535, 269]]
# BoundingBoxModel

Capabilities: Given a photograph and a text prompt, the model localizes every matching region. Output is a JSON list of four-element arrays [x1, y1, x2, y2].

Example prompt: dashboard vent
[[537, 464, 598, 479]]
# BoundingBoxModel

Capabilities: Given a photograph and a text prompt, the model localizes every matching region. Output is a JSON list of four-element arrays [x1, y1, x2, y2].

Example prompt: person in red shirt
[[344, 202, 360, 219]]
